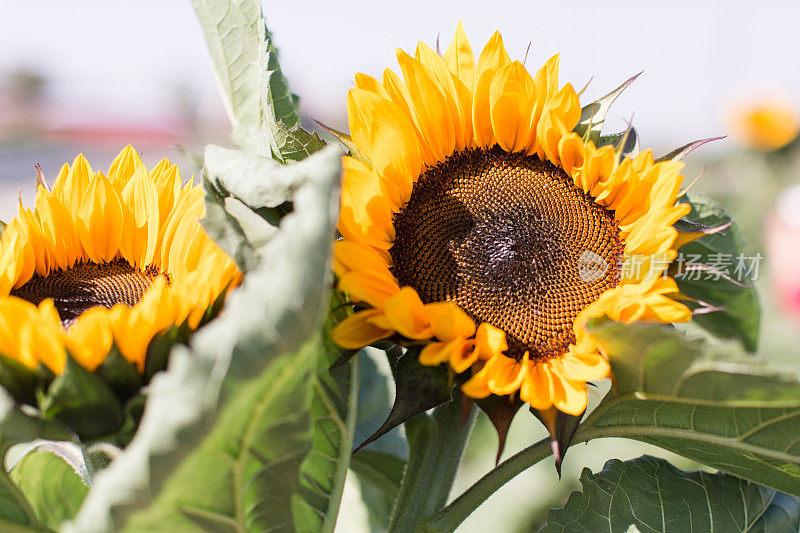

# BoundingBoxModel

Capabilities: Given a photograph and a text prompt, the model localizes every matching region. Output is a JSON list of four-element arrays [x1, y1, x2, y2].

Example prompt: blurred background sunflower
[[2, 1, 799, 530]]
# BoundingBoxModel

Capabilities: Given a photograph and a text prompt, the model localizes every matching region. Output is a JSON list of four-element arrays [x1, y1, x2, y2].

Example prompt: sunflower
[[0, 146, 240, 379], [730, 99, 799, 151], [331, 23, 692, 418]]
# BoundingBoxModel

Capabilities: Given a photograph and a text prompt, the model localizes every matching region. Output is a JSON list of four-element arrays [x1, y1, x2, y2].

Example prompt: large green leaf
[[10, 449, 88, 530], [349, 450, 406, 531], [191, 0, 324, 162], [542, 455, 800, 532], [0, 468, 50, 533], [63, 146, 345, 532], [675, 192, 760, 351], [582, 320, 800, 497]]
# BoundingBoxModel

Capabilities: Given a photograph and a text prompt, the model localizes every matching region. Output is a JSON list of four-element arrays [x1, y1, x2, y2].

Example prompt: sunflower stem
[[416, 392, 618, 531], [414, 435, 553, 532], [388, 397, 476, 533]]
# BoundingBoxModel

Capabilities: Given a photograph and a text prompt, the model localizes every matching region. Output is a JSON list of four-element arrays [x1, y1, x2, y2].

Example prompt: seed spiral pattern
[[390, 147, 625, 361], [11, 260, 164, 327]]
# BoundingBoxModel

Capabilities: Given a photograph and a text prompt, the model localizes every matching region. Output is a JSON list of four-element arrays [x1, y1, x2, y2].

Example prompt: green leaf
[[39, 356, 123, 441], [573, 73, 640, 144], [10, 449, 88, 530], [191, 0, 325, 162], [542, 455, 800, 532], [62, 146, 344, 533], [582, 320, 800, 497], [201, 144, 324, 272], [675, 192, 760, 351], [0, 355, 44, 405], [349, 450, 406, 531], [0, 389, 74, 457], [0, 467, 50, 533]]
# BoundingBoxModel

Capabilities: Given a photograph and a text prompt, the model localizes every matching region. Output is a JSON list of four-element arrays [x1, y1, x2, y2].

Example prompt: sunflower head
[[730, 99, 799, 151], [0, 146, 240, 440], [331, 23, 702, 459]]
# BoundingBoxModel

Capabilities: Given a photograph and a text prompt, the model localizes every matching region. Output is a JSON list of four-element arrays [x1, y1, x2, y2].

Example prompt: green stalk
[[415, 436, 553, 532], [388, 398, 476, 533], [414, 392, 617, 532]]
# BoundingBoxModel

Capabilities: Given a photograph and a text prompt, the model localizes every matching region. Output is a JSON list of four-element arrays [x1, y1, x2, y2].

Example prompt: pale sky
[[1, 0, 799, 153]]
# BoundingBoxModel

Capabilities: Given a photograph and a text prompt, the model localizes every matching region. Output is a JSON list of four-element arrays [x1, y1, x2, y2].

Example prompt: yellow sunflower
[[0, 146, 240, 377], [730, 99, 799, 151], [331, 23, 691, 417]]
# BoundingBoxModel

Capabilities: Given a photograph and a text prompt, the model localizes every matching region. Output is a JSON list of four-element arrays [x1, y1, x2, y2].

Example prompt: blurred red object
[[767, 184, 800, 315]]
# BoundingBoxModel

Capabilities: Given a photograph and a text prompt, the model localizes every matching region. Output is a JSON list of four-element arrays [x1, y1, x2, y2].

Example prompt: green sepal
[[672, 192, 760, 351], [598, 125, 639, 160], [655, 135, 725, 162], [530, 405, 582, 476], [314, 120, 369, 167], [474, 395, 522, 465], [0, 220, 6, 238], [143, 323, 191, 382], [0, 355, 47, 406], [94, 347, 140, 402], [39, 355, 123, 441], [354, 346, 453, 453], [573, 72, 641, 144]]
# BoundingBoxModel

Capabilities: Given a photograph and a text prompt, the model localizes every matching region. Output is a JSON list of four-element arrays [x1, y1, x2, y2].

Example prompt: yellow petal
[[424, 301, 476, 341], [419, 341, 449, 366], [416, 42, 467, 150], [472, 31, 511, 147], [347, 89, 422, 194], [489, 61, 537, 153], [77, 173, 124, 263], [107, 145, 144, 192], [520, 362, 554, 410], [333, 240, 392, 279], [339, 270, 399, 309], [474, 322, 508, 359], [443, 21, 476, 147], [396, 49, 457, 163], [331, 309, 393, 349], [64, 307, 113, 371], [448, 339, 480, 373], [382, 287, 433, 340], [560, 350, 610, 382], [120, 165, 160, 266], [487, 352, 529, 396], [549, 363, 588, 416], [338, 157, 397, 249]]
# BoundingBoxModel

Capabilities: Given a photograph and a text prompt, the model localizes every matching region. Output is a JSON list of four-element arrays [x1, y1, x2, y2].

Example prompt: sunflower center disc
[[11, 259, 161, 327], [390, 147, 625, 361]]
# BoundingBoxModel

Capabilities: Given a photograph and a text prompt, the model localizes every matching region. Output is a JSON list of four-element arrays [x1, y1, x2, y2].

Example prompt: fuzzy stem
[[414, 435, 553, 532], [387, 398, 476, 533]]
